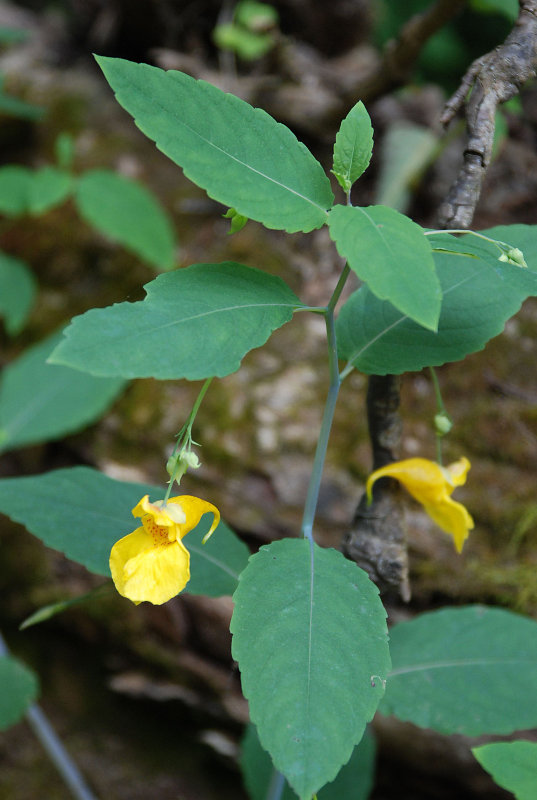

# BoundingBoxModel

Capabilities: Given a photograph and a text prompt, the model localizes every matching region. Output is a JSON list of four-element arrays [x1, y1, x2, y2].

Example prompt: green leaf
[[0, 655, 39, 730], [95, 55, 333, 233], [0, 252, 36, 335], [231, 538, 390, 800], [0, 166, 33, 215], [332, 101, 374, 193], [0, 466, 248, 595], [473, 741, 537, 800], [381, 605, 537, 736], [213, 23, 274, 60], [0, 331, 126, 453], [50, 262, 303, 380], [0, 165, 70, 216], [337, 243, 537, 375], [75, 169, 177, 271], [28, 166, 72, 215], [241, 723, 376, 800], [328, 204, 440, 330]]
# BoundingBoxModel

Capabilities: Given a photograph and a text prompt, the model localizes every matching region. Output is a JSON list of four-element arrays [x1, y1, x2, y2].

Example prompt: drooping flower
[[366, 457, 474, 552], [110, 494, 220, 605]]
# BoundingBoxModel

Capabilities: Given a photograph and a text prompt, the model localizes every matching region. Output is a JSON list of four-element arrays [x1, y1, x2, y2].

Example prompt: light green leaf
[[75, 169, 176, 271], [231, 538, 390, 800], [241, 723, 376, 800], [28, 166, 72, 215], [332, 101, 374, 193], [0, 656, 39, 730], [0, 165, 70, 216], [0, 166, 33, 215], [50, 262, 304, 380], [0, 331, 126, 453], [473, 741, 537, 800], [381, 606, 537, 736], [0, 466, 248, 595], [328, 204, 440, 330], [375, 122, 437, 212], [95, 56, 333, 233], [0, 252, 36, 335], [337, 242, 537, 375]]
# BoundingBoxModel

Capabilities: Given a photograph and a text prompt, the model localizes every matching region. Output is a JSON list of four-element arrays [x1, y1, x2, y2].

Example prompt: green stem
[[164, 377, 212, 502], [300, 267, 347, 542]]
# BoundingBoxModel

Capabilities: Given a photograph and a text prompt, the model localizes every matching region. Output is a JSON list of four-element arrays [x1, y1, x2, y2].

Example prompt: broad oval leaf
[[472, 741, 537, 800], [0, 252, 36, 335], [332, 101, 374, 193], [381, 605, 537, 736], [0, 466, 248, 596], [337, 246, 537, 375], [241, 723, 376, 800], [0, 656, 39, 730], [75, 169, 177, 271], [231, 538, 390, 800], [328, 204, 440, 330], [50, 262, 304, 380], [0, 331, 126, 453], [95, 56, 334, 233]]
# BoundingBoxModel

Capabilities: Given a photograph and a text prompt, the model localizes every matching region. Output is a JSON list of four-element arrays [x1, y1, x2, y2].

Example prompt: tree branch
[[342, 375, 411, 601], [438, 0, 537, 228]]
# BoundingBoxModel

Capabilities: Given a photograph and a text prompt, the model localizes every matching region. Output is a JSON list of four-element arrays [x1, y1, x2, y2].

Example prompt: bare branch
[[438, 0, 537, 228]]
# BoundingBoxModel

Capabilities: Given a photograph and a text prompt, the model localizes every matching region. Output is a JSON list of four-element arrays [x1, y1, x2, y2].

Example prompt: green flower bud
[[434, 412, 452, 436]]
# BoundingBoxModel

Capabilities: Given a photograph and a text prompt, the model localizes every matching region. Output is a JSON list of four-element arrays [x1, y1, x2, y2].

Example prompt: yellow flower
[[366, 457, 474, 553], [110, 494, 220, 605]]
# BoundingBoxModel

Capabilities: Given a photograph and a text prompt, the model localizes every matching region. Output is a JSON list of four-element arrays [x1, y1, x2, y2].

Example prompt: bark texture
[[438, 0, 537, 227]]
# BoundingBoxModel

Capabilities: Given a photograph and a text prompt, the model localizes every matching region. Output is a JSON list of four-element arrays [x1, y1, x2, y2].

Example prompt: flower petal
[[423, 497, 475, 553], [171, 496, 220, 542], [366, 458, 448, 506], [443, 457, 471, 488], [110, 527, 190, 605], [132, 494, 186, 527]]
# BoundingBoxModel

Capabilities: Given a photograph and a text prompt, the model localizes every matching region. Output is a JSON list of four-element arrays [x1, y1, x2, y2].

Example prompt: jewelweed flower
[[110, 494, 220, 605], [366, 457, 474, 553]]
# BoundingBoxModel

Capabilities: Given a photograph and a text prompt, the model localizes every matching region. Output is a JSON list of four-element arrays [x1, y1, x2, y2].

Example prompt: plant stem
[[300, 266, 348, 543], [164, 377, 212, 502]]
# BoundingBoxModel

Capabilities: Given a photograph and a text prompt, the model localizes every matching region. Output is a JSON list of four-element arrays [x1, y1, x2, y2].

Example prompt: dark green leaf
[[0, 656, 39, 730], [0, 466, 248, 596], [241, 723, 376, 800], [328, 204, 440, 330], [337, 246, 537, 374], [231, 538, 389, 799], [0, 331, 126, 453], [381, 606, 537, 736], [50, 262, 304, 380], [76, 169, 177, 271], [95, 56, 333, 233]]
